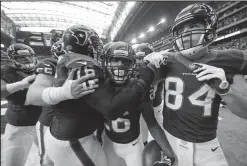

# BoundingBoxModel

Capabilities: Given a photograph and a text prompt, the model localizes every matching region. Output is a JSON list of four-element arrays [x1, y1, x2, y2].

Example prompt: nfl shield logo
[[189, 63, 196, 70]]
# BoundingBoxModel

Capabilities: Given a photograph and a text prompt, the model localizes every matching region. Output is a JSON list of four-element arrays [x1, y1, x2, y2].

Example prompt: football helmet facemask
[[6, 43, 37, 72], [172, 3, 218, 58], [51, 39, 66, 60], [103, 41, 136, 84], [62, 24, 103, 62]]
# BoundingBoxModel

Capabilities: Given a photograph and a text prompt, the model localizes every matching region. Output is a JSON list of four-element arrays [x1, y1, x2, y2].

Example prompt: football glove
[[153, 155, 175, 166], [193, 63, 231, 95]]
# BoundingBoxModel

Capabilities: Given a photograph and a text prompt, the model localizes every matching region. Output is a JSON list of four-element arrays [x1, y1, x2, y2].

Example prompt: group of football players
[[1, 3, 247, 166]]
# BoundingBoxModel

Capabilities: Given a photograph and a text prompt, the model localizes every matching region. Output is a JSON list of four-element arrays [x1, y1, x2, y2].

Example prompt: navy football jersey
[[35, 58, 57, 76], [162, 49, 247, 142], [35, 58, 57, 126], [50, 53, 105, 140], [1, 66, 42, 126], [104, 80, 151, 144], [104, 109, 142, 144]]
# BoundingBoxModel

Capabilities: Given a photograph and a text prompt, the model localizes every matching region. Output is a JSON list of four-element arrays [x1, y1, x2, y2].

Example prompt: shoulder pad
[[35, 58, 57, 76]]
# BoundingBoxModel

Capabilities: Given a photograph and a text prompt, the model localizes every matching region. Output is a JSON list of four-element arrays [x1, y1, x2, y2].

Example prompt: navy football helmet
[[172, 3, 218, 58], [6, 43, 37, 72], [102, 41, 136, 84], [62, 24, 103, 62]]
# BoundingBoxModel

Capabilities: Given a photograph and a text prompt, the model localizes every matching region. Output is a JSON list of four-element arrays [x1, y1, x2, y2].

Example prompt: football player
[[1, 43, 41, 166], [133, 43, 165, 145], [34, 40, 66, 166], [144, 3, 247, 166], [101, 41, 175, 166], [25, 24, 105, 166]]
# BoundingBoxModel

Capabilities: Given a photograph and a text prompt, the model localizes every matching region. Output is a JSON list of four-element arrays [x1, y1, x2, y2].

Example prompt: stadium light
[[139, 33, 145, 38], [157, 18, 166, 25], [147, 26, 155, 32], [1, 44, 4, 48], [131, 38, 137, 43]]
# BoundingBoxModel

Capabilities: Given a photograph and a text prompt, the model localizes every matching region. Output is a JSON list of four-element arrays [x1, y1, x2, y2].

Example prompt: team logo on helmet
[[69, 27, 88, 46]]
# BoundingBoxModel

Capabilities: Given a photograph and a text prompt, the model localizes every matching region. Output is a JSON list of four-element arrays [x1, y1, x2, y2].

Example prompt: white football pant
[[103, 133, 144, 166], [140, 114, 149, 144], [45, 127, 107, 166], [164, 129, 228, 166], [102, 131, 126, 166], [2, 123, 39, 166]]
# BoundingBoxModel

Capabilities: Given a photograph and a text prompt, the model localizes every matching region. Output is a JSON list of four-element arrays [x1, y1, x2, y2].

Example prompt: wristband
[[217, 86, 231, 96], [42, 80, 73, 105], [216, 81, 231, 96]]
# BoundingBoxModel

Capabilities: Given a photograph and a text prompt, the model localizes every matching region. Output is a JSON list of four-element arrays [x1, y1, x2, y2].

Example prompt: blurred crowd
[[218, 9, 247, 29], [151, 2, 247, 51], [218, 23, 247, 37], [215, 1, 236, 12], [210, 35, 247, 50]]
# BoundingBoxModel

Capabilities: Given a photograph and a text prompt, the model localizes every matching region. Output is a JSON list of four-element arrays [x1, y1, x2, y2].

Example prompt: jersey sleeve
[[1, 67, 19, 84], [35, 58, 57, 76], [215, 49, 247, 75]]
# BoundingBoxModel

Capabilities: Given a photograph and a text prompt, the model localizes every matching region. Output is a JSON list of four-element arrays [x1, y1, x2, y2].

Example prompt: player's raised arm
[[25, 58, 57, 106], [26, 68, 98, 106], [25, 73, 54, 106]]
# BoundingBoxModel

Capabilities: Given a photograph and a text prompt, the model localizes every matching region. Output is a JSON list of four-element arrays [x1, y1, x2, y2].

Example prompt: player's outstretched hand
[[143, 50, 169, 68], [20, 74, 37, 88], [66, 69, 99, 99]]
